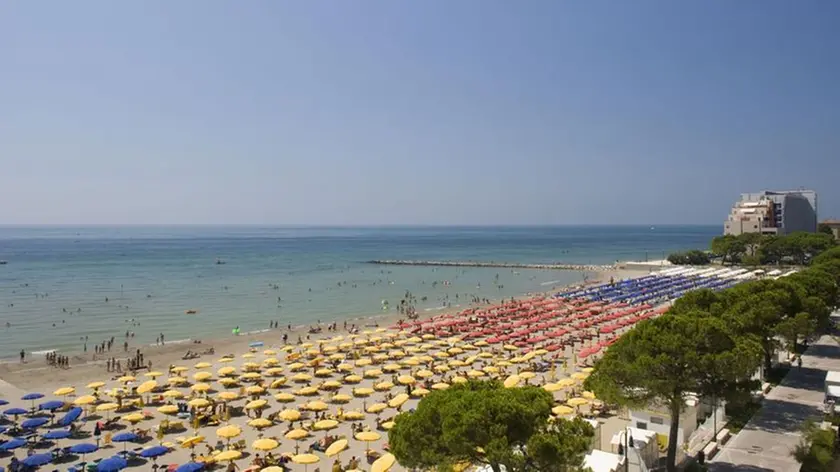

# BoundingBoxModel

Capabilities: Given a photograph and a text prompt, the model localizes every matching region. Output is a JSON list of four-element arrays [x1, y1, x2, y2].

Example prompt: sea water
[[0, 225, 717, 358]]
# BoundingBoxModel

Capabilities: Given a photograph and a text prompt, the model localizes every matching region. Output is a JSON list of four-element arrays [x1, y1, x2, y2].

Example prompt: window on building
[[636, 421, 648, 429], [650, 416, 664, 425]]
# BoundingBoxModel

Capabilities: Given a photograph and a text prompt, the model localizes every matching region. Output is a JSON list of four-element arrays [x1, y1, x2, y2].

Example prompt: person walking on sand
[[19, 349, 24, 363]]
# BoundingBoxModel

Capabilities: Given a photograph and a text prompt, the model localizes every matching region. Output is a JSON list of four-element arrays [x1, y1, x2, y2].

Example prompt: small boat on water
[[216, 258, 226, 265], [185, 309, 199, 315], [0, 261, 7, 265]]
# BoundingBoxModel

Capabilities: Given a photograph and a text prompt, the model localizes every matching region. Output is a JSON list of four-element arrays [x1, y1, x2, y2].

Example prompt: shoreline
[[0, 268, 636, 393], [367, 260, 615, 271]]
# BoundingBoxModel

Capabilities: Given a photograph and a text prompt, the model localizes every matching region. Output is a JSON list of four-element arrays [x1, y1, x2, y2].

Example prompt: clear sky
[[2, 1, 838, 226]]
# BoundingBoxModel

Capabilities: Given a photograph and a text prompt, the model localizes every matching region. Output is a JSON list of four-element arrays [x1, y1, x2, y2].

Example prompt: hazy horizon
[[3, 1, 838, 225]]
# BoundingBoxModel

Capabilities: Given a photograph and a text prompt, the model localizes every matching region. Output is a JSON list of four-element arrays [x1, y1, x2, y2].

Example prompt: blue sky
[[2, 1, 838, 225]]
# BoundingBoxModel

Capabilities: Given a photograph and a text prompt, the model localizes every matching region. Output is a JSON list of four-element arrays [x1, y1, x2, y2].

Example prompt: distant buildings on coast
[[723, 189, 817, 236]]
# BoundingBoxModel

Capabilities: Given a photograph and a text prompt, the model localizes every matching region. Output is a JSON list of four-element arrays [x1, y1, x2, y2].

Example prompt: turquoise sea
[[0, 226, 717, 358]]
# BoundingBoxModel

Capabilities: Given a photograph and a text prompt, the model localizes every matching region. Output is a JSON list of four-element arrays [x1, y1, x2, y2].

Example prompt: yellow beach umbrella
[[519, 371, 536, 380], [325, 439, 348, 457], [355, 431, 381, 451], [292, 373, 312, 383], [96, 403, 118, 412], [381, 421, 395, 430], [180, 436, 205, 448], [552, 405, 574, 416], [248, 418, 273, 429], [217, 392, 239, 402], [363, 369, 382, 379], [137, 380, 158, 394], [343, 410, 365, 421], [278, 409, 301, 422], [170, 366, 189, 374], [288, 362, 306, 371], [285, 429, 309, 440], [557, 378, 576, 387], [123, 413, 146, 424], [336, 363, 354, 373], [253, 438, 279, 451], [571, 372, 589, 381], [451, 376, 467, 384], [415, 369, 434, 379], [245, 386, 265, 395], [355, 359, 372, 367], [194, 362, 212, 369], [162, 390, 185, 399], [431, 383, 450, 390], [145, 371, 164, 378], [74, 395, 96, 406], [187, 398, 210, 408], [567, 397, 590, 407], [374, 381, 394, 392], [216, 425, 242, 439], [219, 378, 239, 387], [87, 381, 105, 389], [292, 454, 319, 469], [193, 372, 213, 382], [217, 367, 236, 377], [262, 358, 280, 367], [168, 377, 188, 385], [244, 399, 267, 410], [191, 383, 211, 393], [367, 403, 387, 414], [353, 388, 374, 397], [215, 450, 241, 462], [263, 349, 277, 356], [411, 387, 430, 397], [582, 367, 595, 373], [331, 394, 352, 404], [503, 375, 521, 388], [582, 391, 596, 399], [315, 368, 334, 377], [157, 405, 178, 414], [242, 353, 256, 359], [320, 381, 342, 391], [274, 393, 295, 403], [543, 383, 563, 393], [466, 370, 485, 378], [117, 375, 136, 383], [217, 357, 234, 364], [313, 419, 338, 432], [265, 368, 284, 377], [305, 400, 328, 412], [54, 387, 75, 397], [388, 393, 409, 408], [372, 453, 396, 472], [397, 375, 416, 385]]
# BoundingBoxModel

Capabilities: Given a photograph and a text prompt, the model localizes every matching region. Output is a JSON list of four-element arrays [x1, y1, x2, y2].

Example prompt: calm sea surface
[[0, 225, 717, 358]]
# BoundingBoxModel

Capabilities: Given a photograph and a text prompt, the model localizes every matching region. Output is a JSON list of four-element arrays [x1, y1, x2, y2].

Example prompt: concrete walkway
[[710, 334, 840, 472]]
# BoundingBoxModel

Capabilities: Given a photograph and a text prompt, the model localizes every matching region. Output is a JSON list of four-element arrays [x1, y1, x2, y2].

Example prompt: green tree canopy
[[583, 314, 760, 472], [388, 380, 594, 472]]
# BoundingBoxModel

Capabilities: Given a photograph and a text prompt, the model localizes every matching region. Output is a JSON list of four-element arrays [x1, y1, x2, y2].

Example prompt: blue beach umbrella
[[22, 453, 53, 468], [139, 445, 169, 459], [176, 463, 204, 472], [97, 456, 128, 472], [0, 438, 27, 451], [112, 432, 137, 451], [70, 443, 99, 455], [3, 407, 27, 416], [21, 393, 44, 401], [43, 429, 72, 440], [38, 400, 64, 411], [0, 426, 6, 435], [21, 417, 49, 429], [58, 407, 83, 427], [0, 399, 8, 406]]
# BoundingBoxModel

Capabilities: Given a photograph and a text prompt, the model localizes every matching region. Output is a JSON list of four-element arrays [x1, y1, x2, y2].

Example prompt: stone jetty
[[367, 259, 615, 271]]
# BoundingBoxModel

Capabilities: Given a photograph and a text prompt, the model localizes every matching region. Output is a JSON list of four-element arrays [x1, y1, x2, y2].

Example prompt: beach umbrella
[[180, 436, 205, 449], [97, 456, 128, 472], [244, 399, 267, 410], [157, 405, 179, 415], [168, 377, 188, 385], [304, 400, 328, 411], [431, 383, 449, 391], [372, 453, 396, 472], [117, 376, 136, 383], [247, 418, 272, 430], [43, 429, 72, 440], [342, 411, 365, 421], [217, 392, 239, 402], [552, 405, 574, 416], [216, 425, 242, 440], [374, 381, 394, 392], [191, 383, 211, 393], [39, 400, 65, 411], [245, 385, 266, 395], [145, 371, 164, 378], [140, 445, 169, 459], [69, 443, 98, 457], [274, 393, 295, 403], [567, 397, 590, 407], [123, 413, 146, 424], [0, 399, 7, 406], [137, 380, 158, 394], [366, 403, 387, 414], [355, 431, 381, 453], [381, 421, 395, 430], [96, 402, 118, 413], [388, 393, 409, 409], [22, 417, 49, 429], [291, 453, 319, 472], [363, 369, 382, 379], [194, 362, 212, 369], [325, 439, 348, 458], [22, 392, 44, 401], [171, 366, 189, 374], [112, 432, 138, 451], [331, 394, 352, 404], [557, 378, 576, 387], [187, 398, 210, 408], [411, 387, 430, 398], [313, 419, 338, 436], [278, 409, 301, 422], [163, 390, 185, 399], [22, 453, 53, 468], [215, 450, 242, 462], [582, 391, 597, 399], [175, 463, 204, 472], [58, 407, 83, 427], [0, 438, 26, 451], [571, 372, 589, 381], [53, 387, 75, 397], [284, 429, 309, 441], [4, 407, 28, 416], [252, 438, 279, 451], [74, 395, 97, 406], [87, 381, 105, 389]]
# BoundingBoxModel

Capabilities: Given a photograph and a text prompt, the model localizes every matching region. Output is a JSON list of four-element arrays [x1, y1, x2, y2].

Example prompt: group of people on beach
[[45, 351, 70, 368]]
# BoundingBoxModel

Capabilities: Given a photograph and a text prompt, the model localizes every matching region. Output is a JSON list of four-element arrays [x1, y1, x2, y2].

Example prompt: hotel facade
[[723, 190, 818, 236]]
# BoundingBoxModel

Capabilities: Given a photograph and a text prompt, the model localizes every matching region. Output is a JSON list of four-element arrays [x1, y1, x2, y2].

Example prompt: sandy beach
[[0, 267, 644, 472]]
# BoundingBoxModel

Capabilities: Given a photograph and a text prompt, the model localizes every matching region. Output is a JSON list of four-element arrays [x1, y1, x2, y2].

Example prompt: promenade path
[[710, 333, 840, 472]]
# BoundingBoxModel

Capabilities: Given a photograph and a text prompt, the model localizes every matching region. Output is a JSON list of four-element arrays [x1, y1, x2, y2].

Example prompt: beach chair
[[233, 439, 247, 450]]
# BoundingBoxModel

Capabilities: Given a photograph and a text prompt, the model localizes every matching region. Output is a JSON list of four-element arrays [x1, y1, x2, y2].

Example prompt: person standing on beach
[[160, 333, 165, 345], [19, 349, 24, 363]]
